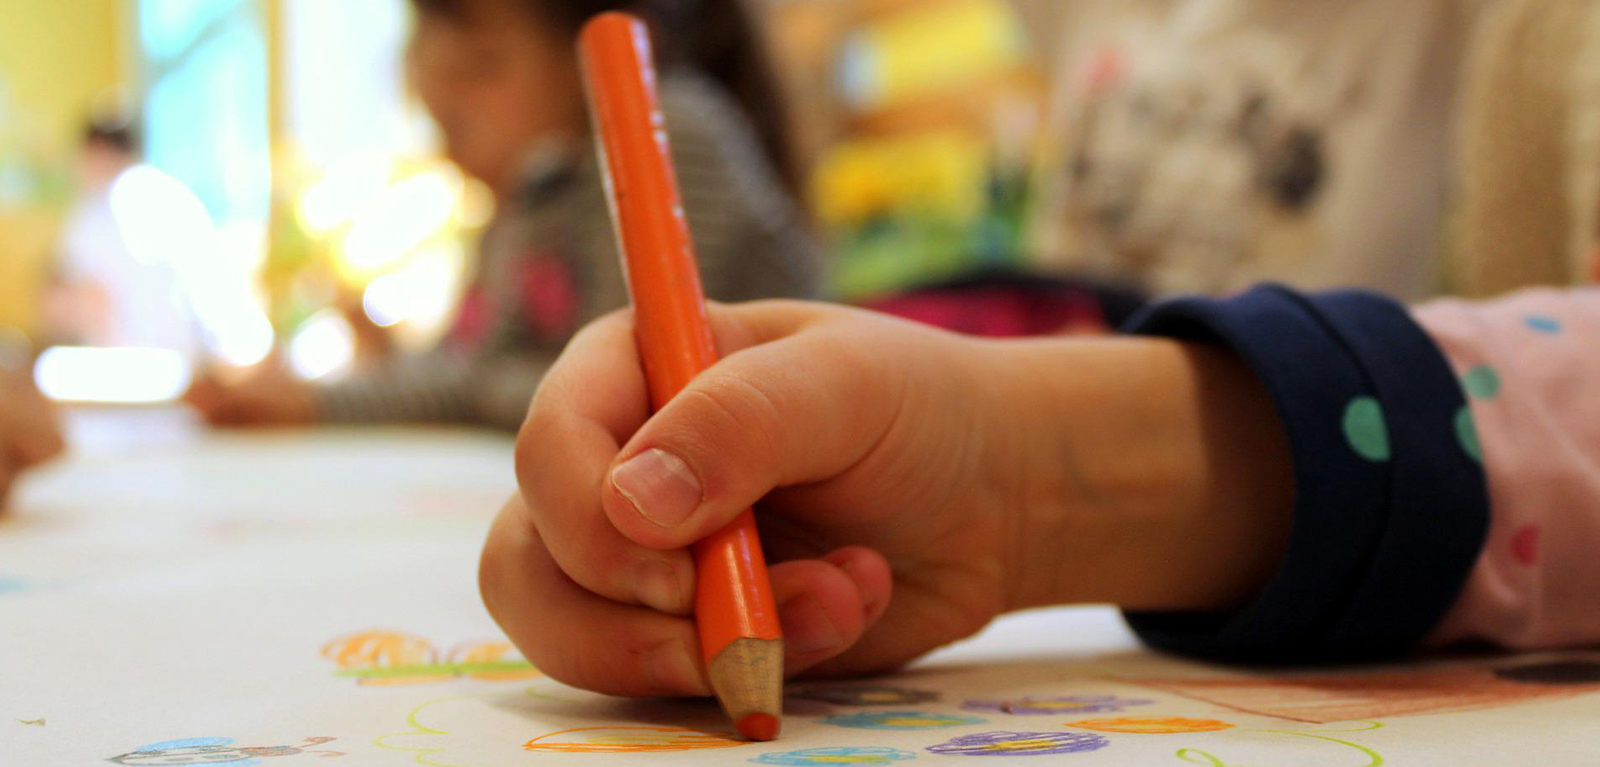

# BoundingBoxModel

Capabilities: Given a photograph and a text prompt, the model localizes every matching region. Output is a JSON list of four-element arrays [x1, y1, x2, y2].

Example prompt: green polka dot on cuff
[[1525, 315, 1562, 334], [1455, 406, 1482, 464], [1342, 397, 1391, 462], [1461, 365, 1501, 400]]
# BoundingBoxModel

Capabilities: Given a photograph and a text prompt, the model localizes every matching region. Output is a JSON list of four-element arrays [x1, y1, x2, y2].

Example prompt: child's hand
[[482, 301, 1293, 697], [185, 361, 316, 427], [0, 372, 65, 508]]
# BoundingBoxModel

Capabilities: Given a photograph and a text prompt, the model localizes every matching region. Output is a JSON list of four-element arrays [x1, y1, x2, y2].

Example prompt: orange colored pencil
[[578, 12, 784, 742]]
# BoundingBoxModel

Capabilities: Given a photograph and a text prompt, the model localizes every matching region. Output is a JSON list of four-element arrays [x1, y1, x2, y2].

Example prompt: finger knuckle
[[477, 507, 525, 618], [477, 543, 507, 619], [685, 373, 785, 453], [532, 634, 627, 695], [512, 426, 545, 480]]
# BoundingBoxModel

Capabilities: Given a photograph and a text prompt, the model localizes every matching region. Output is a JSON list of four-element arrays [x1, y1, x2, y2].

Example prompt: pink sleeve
[[1414, 288, 1600, 649]]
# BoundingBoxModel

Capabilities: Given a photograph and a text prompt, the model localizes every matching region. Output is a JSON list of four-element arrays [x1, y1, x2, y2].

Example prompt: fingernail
[[780, 595, 845, 655], [645, 638, 703, 694], [635, 559, 686, 615], [612, 448, 702, 527]]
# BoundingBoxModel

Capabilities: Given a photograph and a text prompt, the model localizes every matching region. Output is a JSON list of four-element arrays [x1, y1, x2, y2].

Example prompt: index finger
[[522, 300, 831, 449]]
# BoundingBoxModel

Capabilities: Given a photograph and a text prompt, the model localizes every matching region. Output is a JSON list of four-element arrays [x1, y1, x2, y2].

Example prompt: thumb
[[600, 326, 906, 551]]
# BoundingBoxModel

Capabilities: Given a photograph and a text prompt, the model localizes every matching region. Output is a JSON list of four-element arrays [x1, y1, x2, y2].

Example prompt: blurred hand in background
[[185, 359, 316, 428], [0, 370, 66, 509]]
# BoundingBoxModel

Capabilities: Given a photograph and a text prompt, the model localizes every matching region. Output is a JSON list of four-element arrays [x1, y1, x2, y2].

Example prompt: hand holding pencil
[[480, 302, 989, 700], [479, 7, 1295, 746], [482, 297, 1296, 703]]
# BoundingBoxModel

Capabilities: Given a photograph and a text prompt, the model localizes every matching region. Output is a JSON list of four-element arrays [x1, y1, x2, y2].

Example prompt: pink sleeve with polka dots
[[1413, 288, 1600, 650]]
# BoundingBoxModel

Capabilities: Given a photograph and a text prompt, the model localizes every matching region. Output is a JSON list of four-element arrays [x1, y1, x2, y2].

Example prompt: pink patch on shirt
[[447, 284, 491, 350], [1511, 525, 1540, 566], [1076, 46, 1128, 98], [868, 287, 1108, 338], [518, 254, 581, 341]]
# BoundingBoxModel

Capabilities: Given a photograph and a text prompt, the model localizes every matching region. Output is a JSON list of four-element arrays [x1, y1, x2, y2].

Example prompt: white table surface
[[4, 409, 1596, 765]]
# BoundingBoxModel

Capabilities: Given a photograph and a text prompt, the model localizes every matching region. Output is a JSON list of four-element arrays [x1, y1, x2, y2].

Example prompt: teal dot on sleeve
[[1525, 315, 1562, 334], [1342, 397, 1391, 462], [1455, 406, 1482, 463], [1461, 365, 1502, 400]]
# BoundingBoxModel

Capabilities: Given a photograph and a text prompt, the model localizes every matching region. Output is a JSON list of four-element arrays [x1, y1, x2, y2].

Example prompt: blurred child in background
[[189, 0, 820, 432], [1030, 0, 1482, 302], [46, 116, 198, 353]]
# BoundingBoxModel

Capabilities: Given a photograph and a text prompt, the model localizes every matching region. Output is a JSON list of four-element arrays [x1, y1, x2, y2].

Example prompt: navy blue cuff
[[1120, 285, 1490, 662]]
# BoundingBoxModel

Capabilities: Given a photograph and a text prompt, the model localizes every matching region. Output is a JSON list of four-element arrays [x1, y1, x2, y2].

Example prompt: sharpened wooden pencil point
[[709, 638, 784, 741]]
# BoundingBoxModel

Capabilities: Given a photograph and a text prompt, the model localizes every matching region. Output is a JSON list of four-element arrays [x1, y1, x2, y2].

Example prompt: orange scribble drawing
[[1068, 716, 1235, 734], [445, 639, 534, 682], [523, 726, 748, 753], [322, 631, 449, 687], [322, 630, 540, 686]]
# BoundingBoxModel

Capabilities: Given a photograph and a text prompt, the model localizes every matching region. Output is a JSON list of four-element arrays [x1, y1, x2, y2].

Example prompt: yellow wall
[[0, 0, 130, 337]]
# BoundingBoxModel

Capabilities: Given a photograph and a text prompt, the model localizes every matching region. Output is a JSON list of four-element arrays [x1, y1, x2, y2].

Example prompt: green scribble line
[[1176, 748, 1229, 767], [373, 695, 500, 767], [336, 660, 537, 679], [1257, 731, 1384, 767], [1174, 722, 1387, 767]]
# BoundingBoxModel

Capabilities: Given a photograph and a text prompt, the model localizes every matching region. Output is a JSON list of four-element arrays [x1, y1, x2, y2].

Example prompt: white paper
[[4, 412, 1598, 765]]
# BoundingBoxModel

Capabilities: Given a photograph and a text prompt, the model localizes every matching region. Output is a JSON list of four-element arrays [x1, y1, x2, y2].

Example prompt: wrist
[[991, 337, 1293, 614]]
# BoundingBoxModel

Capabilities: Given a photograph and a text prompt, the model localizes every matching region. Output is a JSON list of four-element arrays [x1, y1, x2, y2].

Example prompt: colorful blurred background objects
[[0, 0, 1080, 404]]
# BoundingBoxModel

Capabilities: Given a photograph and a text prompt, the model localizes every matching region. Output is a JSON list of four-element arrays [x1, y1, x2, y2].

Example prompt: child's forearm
[[987, 337, 1294, 615]]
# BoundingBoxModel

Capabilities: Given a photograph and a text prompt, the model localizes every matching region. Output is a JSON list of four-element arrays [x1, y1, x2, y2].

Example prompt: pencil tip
[[707, 637, 785, 742], [737, 712, 780, 741]]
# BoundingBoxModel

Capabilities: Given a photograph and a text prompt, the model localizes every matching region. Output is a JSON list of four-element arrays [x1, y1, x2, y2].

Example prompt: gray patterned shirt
[[314, 73, 821, 431]]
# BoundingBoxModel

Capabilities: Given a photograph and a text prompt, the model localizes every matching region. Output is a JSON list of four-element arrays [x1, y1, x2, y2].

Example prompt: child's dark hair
[[412, 0, 799, 194], [83, 115, 138, 155]]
